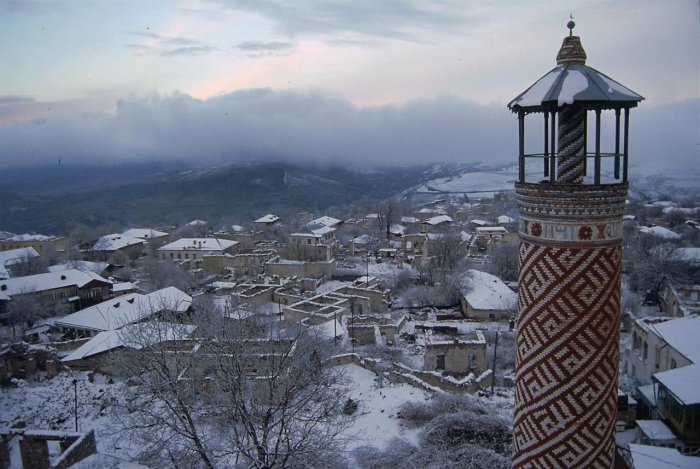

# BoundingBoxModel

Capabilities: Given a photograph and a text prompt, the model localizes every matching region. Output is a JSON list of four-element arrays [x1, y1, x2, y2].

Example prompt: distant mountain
[[0, 161, 468, 234], [0, 161, 187, 195]]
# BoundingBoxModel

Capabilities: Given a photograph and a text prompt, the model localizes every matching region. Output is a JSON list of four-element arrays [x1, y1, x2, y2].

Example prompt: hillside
[[0, 161, 460, 234]]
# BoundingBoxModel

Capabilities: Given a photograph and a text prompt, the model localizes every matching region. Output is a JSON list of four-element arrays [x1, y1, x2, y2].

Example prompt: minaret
[[508, 21, 643, 468]]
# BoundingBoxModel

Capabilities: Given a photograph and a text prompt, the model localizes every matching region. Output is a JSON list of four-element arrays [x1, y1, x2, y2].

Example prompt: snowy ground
[[0, 362, 435, 467], [339, 363, 430, 451]]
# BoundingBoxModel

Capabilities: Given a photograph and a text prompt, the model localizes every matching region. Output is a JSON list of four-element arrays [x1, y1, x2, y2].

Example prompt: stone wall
[[265, 260, 335, 279]]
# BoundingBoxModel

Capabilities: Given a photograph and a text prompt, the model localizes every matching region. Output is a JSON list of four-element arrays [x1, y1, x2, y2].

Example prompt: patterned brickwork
[[557, 105, 586, 183], [512, 241, 621, 468]]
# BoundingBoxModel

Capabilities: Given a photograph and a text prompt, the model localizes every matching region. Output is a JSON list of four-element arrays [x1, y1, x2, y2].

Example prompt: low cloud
[[237, 41, 295, 51], [0, 90, 696, 178], [127, 31, 216, 57]]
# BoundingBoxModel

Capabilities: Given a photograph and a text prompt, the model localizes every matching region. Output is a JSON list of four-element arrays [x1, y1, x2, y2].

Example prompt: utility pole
[[72, 378, 79, 431], [491, 327, 499, 397]]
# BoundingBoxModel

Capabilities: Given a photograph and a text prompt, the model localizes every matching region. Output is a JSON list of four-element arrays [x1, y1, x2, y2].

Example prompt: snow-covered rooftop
[[121, 228, 168, 240], [636, 420, 677, 441], [255, 214, 279, 224], [496, 215, 515, 224], [476, 226, 508, 234], [401, 216, 420, 224], [159, 238, 237, 252], [670, 247, 700, 265], [55, 287, 192, 332], [509, 64, 643, 111], [186, 219, 208, 226], [93, 233, 145, 251], [639, 226, 681, 240], [112, 282, 137, 293], [389, 224, 406, 236], [424, 215, 452, 226], [7, 233, 57, 242], [654, 363, 700, 405], [48, 261, 109, 275], [0, 247, 39, 279], [62, 322, 196, 362], [0, 269, 111, 299], [307, 216, 342, 228], [653, 315, 700, 364], [629, 444, 699, 469], [460, 269, 517, 311], [352, 234, 375, 245]]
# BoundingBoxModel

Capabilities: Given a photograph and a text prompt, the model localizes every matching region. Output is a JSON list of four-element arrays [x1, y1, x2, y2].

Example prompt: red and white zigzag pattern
[[513, 241, 621, 468]]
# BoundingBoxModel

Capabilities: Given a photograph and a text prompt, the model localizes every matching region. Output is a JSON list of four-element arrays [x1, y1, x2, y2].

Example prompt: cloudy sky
[[1, 0, 697, 174]]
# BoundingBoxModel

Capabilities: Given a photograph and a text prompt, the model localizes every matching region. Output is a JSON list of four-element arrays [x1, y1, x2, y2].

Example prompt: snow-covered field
[[414, 166, 518, 194]]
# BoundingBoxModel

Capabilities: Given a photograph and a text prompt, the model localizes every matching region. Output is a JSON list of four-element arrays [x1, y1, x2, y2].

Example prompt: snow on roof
[[460, 269, 516, 311], [48, 261, 109, 275], [186, 219, 208, 226], [629, 444, 699, 469], [0, 247, 40, 279], [459, 231, 473, 243], [401, 216, 420, 224], [476, 226, 508, 233], [7, 233, 56, 241], [636, 420, 677, 441], [291, 224, 335, 237], [389, 224, 406, 235], [307, 216, 342, 228], [93, 233, 145, 251], [425, 215, 452, 225], [637, 383, 657, 407], [663, 206, 699, 215], [508, 63, 643, 110], [646, 201, 677, 208], [121, 228, 168, 240], [230, 224, 245, 232], [0, 269, 111, 298], [496, 215, 515, 224], [471, 219, 488, 226], [62, 322, 196, 362], [159, 238, 237, 251], [55, 287, 192, 332], [365, 213, 380, 219], [654, 363, 700, 405], [653, 315, 700, 364], [352, 234, 374, 245], [639, 226, 681, 240], [112, 282, 137, 293], [255, 214, 279, 224], [670, 247, 700, 265]]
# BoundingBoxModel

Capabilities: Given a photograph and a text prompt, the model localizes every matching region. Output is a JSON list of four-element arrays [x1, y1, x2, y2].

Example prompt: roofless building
[[508, 21, 643, 468]]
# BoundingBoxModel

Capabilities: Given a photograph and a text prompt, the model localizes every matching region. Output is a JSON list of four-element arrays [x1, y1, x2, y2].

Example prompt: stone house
[[459, 269, 517, 321], [0, 269, 112, 322], [424, 330, 487, 376], [0, 234, 67, 256], [158, 238, 238, 266]]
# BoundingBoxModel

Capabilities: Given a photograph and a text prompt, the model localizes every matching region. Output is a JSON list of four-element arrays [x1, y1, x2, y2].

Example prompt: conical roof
[[508, 28, 643, 112]]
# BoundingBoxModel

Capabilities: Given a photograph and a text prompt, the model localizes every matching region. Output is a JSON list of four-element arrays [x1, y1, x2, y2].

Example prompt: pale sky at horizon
[[0, 0, 698, 171]]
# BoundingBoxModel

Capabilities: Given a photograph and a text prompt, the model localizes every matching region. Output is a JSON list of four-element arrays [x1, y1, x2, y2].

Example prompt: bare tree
[[111, 301, 353, 468], [489, 242, 519, 282]]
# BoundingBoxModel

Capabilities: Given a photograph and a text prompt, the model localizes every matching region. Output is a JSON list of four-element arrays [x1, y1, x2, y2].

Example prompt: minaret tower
[[508, 22, 643, 468]]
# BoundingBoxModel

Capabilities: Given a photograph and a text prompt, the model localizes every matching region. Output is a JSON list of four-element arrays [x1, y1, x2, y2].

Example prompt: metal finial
[[567, 15, 575, 36]]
